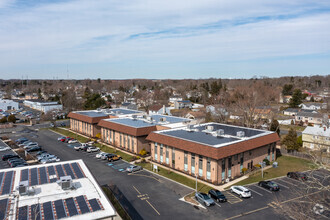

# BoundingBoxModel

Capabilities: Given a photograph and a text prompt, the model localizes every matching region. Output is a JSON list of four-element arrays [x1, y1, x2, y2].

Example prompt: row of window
[[102, 129, 135, 153], [72, 119, 92, 135]]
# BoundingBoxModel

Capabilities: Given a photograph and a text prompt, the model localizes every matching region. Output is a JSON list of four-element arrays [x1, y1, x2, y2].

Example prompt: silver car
[[195, 192, 215, 207], [126, 165, 142, 173]]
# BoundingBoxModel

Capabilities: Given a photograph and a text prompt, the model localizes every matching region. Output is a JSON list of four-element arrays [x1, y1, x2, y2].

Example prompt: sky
[[0, 0, 330, 79]]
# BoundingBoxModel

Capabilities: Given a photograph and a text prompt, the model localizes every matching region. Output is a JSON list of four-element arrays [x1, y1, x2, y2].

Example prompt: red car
[[60, 137, 70, 142]]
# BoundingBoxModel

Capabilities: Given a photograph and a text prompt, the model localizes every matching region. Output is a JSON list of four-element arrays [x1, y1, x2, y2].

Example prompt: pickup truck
[[74, 143, 88, 151]]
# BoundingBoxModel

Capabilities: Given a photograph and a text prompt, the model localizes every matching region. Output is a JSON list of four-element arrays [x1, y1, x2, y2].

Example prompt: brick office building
[[146, 123, 279, 184], [68, 108, 144, 137], [98, 114, 190, 154]]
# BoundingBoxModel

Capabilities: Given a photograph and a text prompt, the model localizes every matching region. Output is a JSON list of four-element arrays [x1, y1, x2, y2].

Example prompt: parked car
[[74, 143, 87, 151], [0, 146, 11, 151], [208, 189, 227, 202], [26, 146, 42, 152], [2, 154, 19, 161], [96, 152, 107, 159], [36, 150, 47, 156], [101, 153, 111, 160], [230, 186, 251, 198], [126, 165, 142, 173], [23, 143, 38, 149], [195, 192, 215, 207], [57, 136, 66, 141], [15, 137, 29, 144], [68, 139, 78, 144], [258, 181, 280, 191], [11, 161, 28, 167], [37, 154, 56, 161], [87, 147, 100, 153], [64, 137, 74, 143], [40, 157, 60, 164], [18, 141, 32, 147], [60, 137, 70, 142], [107, 154, 121, 162], [287, 172, 307, 181]]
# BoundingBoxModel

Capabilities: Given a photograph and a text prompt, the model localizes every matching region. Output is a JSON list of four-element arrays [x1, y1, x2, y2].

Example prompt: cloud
[[0, 0, 329, 78]]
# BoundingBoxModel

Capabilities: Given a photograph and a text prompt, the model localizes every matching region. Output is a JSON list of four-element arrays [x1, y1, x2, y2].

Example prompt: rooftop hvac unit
[[147, 116, 153, 121], [186, 124, 193, 131], [216, 129, 224, 136], [18, 180, 29, 195], [207, 125, 214, 132], [237, 131, 245, 137], [60, 176, 72, 190], [160, 117, 166, 122], [96, 108, 101, 112], [132, 115, 137, 120]]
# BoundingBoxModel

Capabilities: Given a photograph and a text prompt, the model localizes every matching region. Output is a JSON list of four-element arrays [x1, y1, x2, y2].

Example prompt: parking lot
[[2, 129, 329, 220]]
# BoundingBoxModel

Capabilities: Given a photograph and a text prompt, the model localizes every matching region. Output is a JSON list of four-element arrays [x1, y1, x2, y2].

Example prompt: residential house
[[174, 100, 192, 109], [295, 112, 324, 126], [299, 103, 323, 110], [0, 99, 19, 111], [302, 126, 330, 152]]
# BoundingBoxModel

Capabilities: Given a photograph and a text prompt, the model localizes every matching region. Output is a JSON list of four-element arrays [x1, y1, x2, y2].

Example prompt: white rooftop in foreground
[[0, 159, 117, 220]]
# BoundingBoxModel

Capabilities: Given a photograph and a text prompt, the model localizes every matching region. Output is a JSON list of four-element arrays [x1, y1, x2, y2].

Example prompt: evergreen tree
[[282, 128, 300, 151], [7, 114, 16, 123], [269, 119, 280, 135], [289, 89, 303, 108]]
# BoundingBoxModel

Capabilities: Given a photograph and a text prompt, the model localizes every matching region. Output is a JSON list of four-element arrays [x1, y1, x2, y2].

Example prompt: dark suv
[[2, 154, 19, 161], [208, 189, 227, 202], [287, 172, 307, 181]]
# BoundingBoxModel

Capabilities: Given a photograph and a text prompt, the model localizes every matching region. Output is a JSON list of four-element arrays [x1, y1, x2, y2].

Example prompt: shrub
[[254, 164, 261, 168], [7, 114, 16, 123], [141, 158, 146, 163], [241, 167, 248, 173], [263, 158, 270, 166], [95, 133, 101, 139], [0, 116, 7, 123], [139, 148, 147, 156]]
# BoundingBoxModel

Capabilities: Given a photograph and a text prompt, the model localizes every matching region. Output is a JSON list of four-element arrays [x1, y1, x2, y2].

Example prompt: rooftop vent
[[236, 131, 245, 138], [216, 129, 224, 136], [60, 176, 72, 190], [207, 125, 214, 132], [160, 117, 166, 122], [18, 180, 29, 195]]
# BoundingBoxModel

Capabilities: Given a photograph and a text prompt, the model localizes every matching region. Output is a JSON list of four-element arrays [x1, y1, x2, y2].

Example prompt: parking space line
[[277, 179, 295, 186], [275, 182, 289, 189], [146, 200, 160, 216], [246, 187, 263, 196], [222, 191, 242, 204], [215, 203, 221, 208], [254, 185, 272, 194], [133, 185, 141, 194], [129, 173, 162, 183]]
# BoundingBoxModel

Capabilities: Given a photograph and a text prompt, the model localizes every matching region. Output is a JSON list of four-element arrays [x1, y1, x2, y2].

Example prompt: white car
[[40, 157, 60, 164], [126, 165, 142, 173], [87, 147, 100, 153], [68, 139, 78, 144], [96, 152, 107, 159], [74, 143, 87, 151], [230, 186, 251, 198], [0, 146, 11, 151]]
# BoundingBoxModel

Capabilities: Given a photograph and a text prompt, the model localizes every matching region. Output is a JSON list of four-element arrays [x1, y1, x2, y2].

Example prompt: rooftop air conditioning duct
[[237, 131, 245, 137], [207, 125, 214, 132], [60, 176, 72, 190], [216, 129, 224, 136]]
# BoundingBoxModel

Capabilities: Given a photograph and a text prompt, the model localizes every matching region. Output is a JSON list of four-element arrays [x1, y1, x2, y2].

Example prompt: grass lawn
[[135, 162, 213, 194], [49, 128, 134, 162], [231, 155, 316, 186]]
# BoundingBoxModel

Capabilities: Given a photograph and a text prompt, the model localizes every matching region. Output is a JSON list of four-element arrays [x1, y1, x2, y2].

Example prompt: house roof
[[146, 123, 280, 160], [302, 126, 330, 137], [149, 104, 163, 111], [296, 112, 323, 118], [284, 108, 300, 113]]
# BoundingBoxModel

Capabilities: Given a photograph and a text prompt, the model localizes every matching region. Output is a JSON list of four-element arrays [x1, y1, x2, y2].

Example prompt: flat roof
[[155, 122, 272, 148], [0, 160, 116, 220], [74, 108, 143, 118], [102, 114, 190, 128]]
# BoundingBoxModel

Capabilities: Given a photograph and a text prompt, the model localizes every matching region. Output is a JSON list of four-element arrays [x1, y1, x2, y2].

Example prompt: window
[[249, 150, 252, 156], [172, 148, 175, 166], [160, 144, 163, 163], [127, 136, 131, 151], [198, 156, 203, 177], [184, 151, 188, 171], [123, 135, 126, 148], [131, 138, 134, 152], [221, 159, 225, 180], [154, 143, 158, 160], [206, 158, 211, 180], [166, 146, 169, 164], [234, 154, 238, 161], [228, 157, 232, 178], [191, 153, 195, 175], [240, 153, 244, 171], [120, 134, 122, 147]]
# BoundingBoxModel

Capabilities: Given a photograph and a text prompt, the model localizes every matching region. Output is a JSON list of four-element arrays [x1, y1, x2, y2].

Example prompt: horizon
[[0, 0, 330, 79]]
